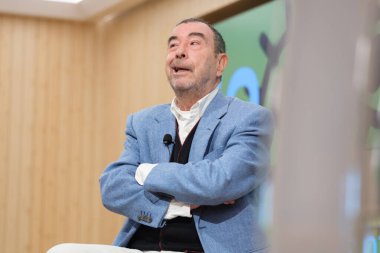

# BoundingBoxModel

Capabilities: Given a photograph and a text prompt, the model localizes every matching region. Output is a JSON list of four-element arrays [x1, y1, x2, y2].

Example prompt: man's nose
[[175, 45, 187, 59]]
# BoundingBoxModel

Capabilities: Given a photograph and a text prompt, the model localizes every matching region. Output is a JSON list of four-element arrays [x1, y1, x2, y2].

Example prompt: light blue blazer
[[100, 91, 273, 253]]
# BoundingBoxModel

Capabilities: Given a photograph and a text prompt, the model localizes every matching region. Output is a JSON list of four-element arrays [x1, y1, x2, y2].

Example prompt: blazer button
[[137, 212, 152, 223]]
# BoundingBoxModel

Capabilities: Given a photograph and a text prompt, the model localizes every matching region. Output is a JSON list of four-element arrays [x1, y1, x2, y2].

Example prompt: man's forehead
[[169, 22, 213, 39]]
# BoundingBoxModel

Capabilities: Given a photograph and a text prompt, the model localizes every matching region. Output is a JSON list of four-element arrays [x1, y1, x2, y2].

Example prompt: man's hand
[[190, 200, 235, 210]]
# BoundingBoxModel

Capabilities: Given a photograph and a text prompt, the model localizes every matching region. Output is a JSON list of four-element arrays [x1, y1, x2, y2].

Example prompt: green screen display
[[215, 0, 286, 107]]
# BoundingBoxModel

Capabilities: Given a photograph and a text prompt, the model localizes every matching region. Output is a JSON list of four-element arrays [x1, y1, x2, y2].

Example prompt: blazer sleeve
[[143, 106, 273, 206], [99, 114, 170, 228]]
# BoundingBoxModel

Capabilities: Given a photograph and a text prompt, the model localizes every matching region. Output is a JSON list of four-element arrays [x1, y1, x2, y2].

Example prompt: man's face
[[165, 22, 224, 97]]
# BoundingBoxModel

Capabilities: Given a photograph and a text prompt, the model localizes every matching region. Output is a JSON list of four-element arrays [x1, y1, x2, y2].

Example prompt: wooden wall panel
[[0, 0, 239, 253], [0, 15, 119, 253]]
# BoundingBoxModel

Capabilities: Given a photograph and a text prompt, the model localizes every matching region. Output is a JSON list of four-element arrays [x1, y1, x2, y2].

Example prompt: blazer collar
[[152, 106, 176, 162], [189, 91, 229, 161]]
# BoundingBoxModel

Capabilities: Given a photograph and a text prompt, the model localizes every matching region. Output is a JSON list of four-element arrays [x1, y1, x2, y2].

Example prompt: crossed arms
[[100, 104, 273, 227]]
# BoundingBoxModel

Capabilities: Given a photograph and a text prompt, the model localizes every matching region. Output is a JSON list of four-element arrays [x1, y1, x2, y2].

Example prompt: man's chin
[[169, 82, 194, 92]]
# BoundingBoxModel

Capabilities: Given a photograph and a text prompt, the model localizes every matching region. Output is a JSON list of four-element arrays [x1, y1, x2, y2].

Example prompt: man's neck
[[174, 96, 198, 111]]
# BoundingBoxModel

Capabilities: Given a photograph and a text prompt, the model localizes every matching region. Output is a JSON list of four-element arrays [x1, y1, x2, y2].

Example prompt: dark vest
[[127, 121, 203, 252]]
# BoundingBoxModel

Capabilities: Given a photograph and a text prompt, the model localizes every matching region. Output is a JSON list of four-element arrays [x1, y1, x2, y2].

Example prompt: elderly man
[[48, 17, 273, 253]]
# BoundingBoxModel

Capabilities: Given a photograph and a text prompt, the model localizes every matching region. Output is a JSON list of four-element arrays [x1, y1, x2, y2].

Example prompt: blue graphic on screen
[[226, 67, 260, 104]]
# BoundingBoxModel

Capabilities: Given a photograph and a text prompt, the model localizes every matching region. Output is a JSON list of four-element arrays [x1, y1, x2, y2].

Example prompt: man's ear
[[216, 53, 228, 78]]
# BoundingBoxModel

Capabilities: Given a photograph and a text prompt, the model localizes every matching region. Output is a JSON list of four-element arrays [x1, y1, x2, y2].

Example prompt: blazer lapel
[[189, 92, 229, 161], [151, 106, 176, 163]]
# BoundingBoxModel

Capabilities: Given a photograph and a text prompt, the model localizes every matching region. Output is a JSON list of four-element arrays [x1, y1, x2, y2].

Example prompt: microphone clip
[[163, 134, 174, 146]]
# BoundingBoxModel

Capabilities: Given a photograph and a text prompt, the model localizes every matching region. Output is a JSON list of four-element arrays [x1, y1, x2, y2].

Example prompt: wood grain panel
[[0, 1, 239, 252]]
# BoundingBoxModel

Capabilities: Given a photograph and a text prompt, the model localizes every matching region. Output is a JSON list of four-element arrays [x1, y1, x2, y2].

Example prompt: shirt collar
[[170, 86, 219, 121]]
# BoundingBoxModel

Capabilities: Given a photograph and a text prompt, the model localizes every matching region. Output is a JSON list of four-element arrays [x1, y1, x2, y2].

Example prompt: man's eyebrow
[[168, 36, 177, 45], [167, 32, 206, 45]]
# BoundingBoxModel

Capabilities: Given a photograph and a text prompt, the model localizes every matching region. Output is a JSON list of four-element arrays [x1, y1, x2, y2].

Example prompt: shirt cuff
[[135, 163, 157, 185], [164, 199, 191, 220]]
